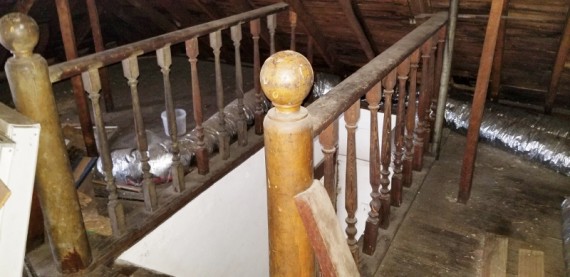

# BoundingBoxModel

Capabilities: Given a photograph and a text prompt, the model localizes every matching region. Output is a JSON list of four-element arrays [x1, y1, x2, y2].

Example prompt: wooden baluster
[[344, 100, 360, 262], [122, 56, 158, 211], [267, 14, 277, 55], [157, 45, 185, 192], [424, 35, 438, 152], [362, 83, 381, 255], [380, 69, 397, 229], [319, 121, 339, 209], [210, 30, 230, 160], [185, 38, 209, 175], [413, 39, 433, 171], [289, 9, 297, 51], [391, 58, 410, 207], [403, 49, 420, 186], [82, 68, 127, 233], [250, 19, 264, 135], [231, 24, 248, 146]]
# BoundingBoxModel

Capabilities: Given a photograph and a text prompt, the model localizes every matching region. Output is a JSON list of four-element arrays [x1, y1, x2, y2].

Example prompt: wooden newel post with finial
[[261, 50, 315, 276], [0, 13, 92, 273]]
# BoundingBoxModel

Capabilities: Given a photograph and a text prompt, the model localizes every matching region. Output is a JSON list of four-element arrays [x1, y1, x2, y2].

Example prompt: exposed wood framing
[[13, 0, 35, 13], [285, 0, 339, 72], [408, 0, 431, 17], [123, 0, 178, 32], [490, 0, 510, 102], [545, 8, 570, 114], [55, 0, 98, 156], [338, 0, 378, 60], [458, 0, 507, 203]]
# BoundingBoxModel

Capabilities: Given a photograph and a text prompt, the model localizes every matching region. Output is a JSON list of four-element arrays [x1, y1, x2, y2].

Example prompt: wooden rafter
[[490, 0, 510, 102], [408, 0, 430, 17], [338, 0, 378, 60], [285, 0, 339, 72], [545, 8, 570, 114], [123, 0, 178, 32]]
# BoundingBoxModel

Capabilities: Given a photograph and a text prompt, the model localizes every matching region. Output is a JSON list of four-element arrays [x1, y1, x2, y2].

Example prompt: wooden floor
[[375, 131, 570, 276]]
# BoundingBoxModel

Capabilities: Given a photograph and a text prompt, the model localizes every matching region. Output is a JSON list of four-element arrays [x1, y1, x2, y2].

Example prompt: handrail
[[48, 2, 288, 82], [307, 12, 449, 136]]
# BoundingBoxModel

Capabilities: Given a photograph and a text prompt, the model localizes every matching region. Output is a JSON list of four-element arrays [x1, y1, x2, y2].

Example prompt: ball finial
[[260, 50, 314, 112], [0, 13, 39, 57]]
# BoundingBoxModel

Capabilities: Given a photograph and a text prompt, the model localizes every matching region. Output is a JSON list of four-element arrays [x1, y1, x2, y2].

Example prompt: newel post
[[260, 50, 315, 276], [0, 13, 92, 273]]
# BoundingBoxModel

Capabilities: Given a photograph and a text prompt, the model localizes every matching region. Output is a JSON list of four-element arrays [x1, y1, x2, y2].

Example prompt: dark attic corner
[[0, 0, 569, 276]]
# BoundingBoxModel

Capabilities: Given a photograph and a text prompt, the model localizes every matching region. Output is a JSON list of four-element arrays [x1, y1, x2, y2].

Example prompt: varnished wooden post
[[122, 56, 157, 211], [55, 0, 97, 157], [403, 49, 420, 186], [251, 19, 264, 134], [210, 30, 230, 160], [83, 69, 127, 233], [231, 24, 248, 146], [459, 0, 507, 203], [344, 100, 360, 262], [0, 13, 92, 273], [413, 39, 433, 171], [185, 38, 209, 175], [157, 45, 185, 192], [86, 0, 114, 112], [362, 83, 381, 255], [380, 69, 397, 229], [391, 58, 410, 207], [267, 14, 277, 54], [318, 120, 339, 208], [289, 10, 297, 51], [261, 50, 315, 276]]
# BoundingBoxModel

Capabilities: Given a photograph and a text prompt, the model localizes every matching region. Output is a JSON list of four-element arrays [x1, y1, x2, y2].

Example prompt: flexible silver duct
[[445, 98, 570, 176]]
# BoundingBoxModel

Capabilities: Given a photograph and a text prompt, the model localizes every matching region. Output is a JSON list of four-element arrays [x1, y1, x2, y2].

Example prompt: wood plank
[[518, 249, 544, 277], [294, 180, 359, 277], [458, 0, 507, 203], [482, 234, 508, 277], [337, 0, 377, 60]]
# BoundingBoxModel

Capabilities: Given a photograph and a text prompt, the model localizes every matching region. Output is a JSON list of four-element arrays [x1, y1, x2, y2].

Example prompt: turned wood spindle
[[380, 69, 397, 229], [250, 19, 264, 134], [261, 50, 315, 276], [267, 14, 277, 55], [210, 30, 230, 160], [319, 121, 339, 209], [83, 68, 127, 232], [289, 9, 297, 51], [157, 45, 185, 193], [231, 24, 248, 146], [413, 39, 433, 171], [362, 83, 382, 255], [185, 38, 209, 175], [391, 58, 410, 207], [424, 35, 438, 152], [122, 56, 158, 211], [344, 100, 360, 262], [403, 49, 420, 186]]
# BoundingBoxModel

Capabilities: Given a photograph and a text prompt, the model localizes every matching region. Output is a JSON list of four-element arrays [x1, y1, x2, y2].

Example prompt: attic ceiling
[[1, 0, 569, 110]]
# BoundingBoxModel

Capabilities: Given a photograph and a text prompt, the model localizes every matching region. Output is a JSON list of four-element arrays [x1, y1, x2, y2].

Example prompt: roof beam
[[285, 0, 339, 72], [338, 0, 378, 60], [123, 0, 178, 32], [545, 8, 570, 114]]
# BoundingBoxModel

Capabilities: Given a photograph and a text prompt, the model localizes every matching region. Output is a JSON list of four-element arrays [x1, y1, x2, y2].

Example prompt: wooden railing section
[[261, 12, 449, 274], [1, 3, 295, 273]]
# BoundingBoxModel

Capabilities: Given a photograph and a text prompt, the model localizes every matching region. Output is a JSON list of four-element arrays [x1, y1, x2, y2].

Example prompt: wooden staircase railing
[[261, 12, 449, 274], [1, 3, 295, 274]]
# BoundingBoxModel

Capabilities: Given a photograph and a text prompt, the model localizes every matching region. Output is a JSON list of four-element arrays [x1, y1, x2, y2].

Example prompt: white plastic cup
[[161, 109, 186, 136]]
